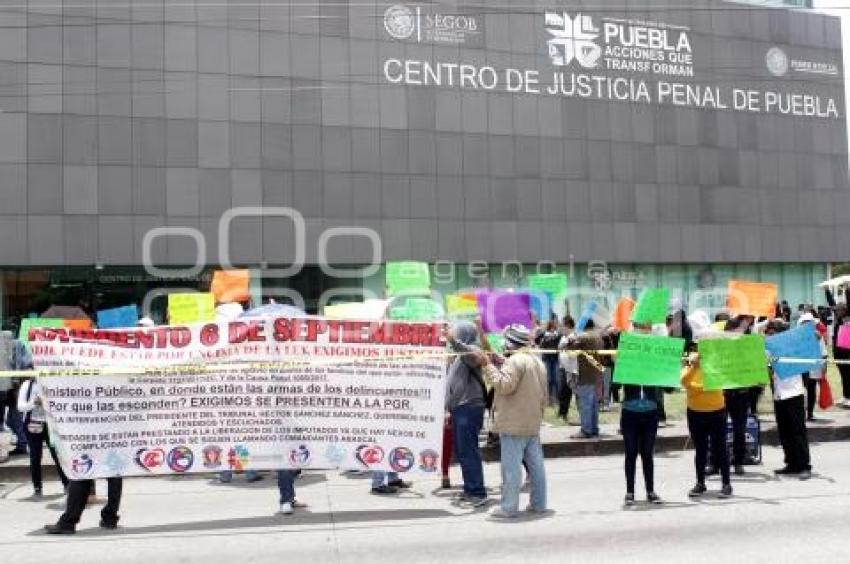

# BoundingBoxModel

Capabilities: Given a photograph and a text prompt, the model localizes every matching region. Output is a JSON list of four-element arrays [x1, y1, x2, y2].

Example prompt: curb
[[3, 423, 850, 483]]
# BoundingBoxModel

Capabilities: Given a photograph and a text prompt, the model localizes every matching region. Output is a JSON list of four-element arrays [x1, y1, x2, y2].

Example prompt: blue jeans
[[277, 470, 298, 503], [543, 356, 560, 403], [576, 384, 599, 436], [371, 471, 399, 488], [6, 403, 27, 452], [451, 403, 486, 498], [499, 434, 546, 514]]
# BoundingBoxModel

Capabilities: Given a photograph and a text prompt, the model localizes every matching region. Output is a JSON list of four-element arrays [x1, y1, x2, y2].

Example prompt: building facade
[[0, 0, 845, 322]]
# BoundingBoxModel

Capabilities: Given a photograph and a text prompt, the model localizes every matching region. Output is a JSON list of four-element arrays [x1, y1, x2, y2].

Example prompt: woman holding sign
[[682, 352, 733, 499], [620, 324, 663, 506]]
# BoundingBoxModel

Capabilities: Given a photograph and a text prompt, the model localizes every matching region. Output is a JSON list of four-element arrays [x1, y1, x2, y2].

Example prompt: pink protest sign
[[838, 325, 850, 349], [477, 291, 532, 333]]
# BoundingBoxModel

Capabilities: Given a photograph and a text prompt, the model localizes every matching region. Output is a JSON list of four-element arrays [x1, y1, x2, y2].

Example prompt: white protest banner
[[29, 317, 447, 479]]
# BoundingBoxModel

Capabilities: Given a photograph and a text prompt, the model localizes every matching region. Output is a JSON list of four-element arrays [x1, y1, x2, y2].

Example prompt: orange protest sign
[[63, 319, 92, 330], [726, 280, 777, 318], [211, 269, 251, 304], [612, 298, 635, 330]]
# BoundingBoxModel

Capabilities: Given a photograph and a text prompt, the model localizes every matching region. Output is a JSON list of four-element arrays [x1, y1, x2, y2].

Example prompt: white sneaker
[[488, 507, 518, 519], [277, 502, 294, 515]]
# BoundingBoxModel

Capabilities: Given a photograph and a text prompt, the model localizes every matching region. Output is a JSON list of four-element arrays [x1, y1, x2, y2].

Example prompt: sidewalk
[[3, 408, 850, 482]]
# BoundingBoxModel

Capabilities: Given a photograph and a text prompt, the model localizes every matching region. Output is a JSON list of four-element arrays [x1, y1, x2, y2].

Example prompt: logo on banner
[[766, 47, 789, 77], [383, 4, 479, 44], [325, 444, 346, 465], [228, 445, 251, 471], [388, 447, 415, 473], [202, 446, 223, 469], [72, 454, 94, 477], [355, 445, 385, 467], [135, 448, 165, 472], [545, 12, 601, 68], [103, 451, 128, 475], [418, 449, 439, 473], [167, 446, 194, 473], [288, 444, 312, 467], [384, 4, 416, 39]]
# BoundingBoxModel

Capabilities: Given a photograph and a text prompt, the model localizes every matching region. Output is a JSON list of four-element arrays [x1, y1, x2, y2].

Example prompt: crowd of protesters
[[1, 286, 848, 530]]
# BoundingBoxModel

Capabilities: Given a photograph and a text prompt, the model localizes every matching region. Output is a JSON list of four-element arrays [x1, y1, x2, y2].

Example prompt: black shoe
[[624, 493, 635, 506], [370, 485, 399, 495], [798, 469, 812, 481], [774, 466, 799, 475], [647, 492, 663, 504], [99, 520, 119, 530], [719, 484, 733, 498], [441, 477, 451, 489], [688, 483, 707, 498], [387, 479, 411, 489], [32, 488, 43, 499], [44, 523, 75, 535], [9, 449, 27, 456]]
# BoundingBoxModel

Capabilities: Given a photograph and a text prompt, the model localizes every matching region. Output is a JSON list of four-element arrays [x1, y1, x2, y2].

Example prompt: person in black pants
[[17, 379, 69, 496], [801, 372, 818, 421], [621, 384, 662, 505], [46, 477, 123, 534], [724, 389, 750, 474], [25, 423, 68, 496]]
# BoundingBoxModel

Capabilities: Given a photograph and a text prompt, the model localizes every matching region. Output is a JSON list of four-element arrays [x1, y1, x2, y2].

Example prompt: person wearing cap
[[476, 325, 548, 519]]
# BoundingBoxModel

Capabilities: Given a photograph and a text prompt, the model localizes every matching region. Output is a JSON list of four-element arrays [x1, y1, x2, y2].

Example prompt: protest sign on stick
[[97, 305, 139, 329], [19, 318, 64, 342], [612, 298, 636, 330], [477, 291, 531, 333]]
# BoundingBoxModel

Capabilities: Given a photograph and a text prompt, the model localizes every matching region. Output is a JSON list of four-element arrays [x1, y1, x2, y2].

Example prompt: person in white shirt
[[766, 320, 812, 480], [17, 378, 69, 497]]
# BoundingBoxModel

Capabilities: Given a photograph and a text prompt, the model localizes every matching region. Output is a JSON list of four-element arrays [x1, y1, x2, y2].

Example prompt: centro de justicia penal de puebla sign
[[381, 5, 841, 120]]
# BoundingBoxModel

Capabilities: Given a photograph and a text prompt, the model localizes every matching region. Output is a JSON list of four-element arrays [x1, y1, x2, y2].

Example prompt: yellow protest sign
[[168, 293, 216, 325]]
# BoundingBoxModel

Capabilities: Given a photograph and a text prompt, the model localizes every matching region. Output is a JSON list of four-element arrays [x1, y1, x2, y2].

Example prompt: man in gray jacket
[[477, 325, 548, 519], [445, 321, 488, 506]]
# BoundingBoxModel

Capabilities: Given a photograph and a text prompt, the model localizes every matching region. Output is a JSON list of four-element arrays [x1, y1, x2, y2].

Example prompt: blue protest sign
[[765, 323, 824, 379], [97, 305, 139, 329], [528, 290, 551, 322], [576, 302, 598, 332]]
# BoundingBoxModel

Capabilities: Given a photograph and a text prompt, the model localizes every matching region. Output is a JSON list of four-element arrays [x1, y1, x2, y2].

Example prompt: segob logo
[[545, 11, 602, 68], [766, 47, 789, 77], [384, 5, 416, 39]]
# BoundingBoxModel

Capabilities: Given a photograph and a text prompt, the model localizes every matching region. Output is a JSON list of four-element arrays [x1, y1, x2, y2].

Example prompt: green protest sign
[[18, 318, 64, 342], [486, 333, 505, 354], [699, 334, 769, 391], [613, 332, 686, 387], [528, 273, 568, 297], [631, 288, 670, 324], [386, 261, 431, 296], [388, 298, 443, 321]]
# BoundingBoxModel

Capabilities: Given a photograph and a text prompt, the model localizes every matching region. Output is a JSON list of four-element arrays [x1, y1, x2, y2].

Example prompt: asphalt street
[[1, 441, 847, 563]]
